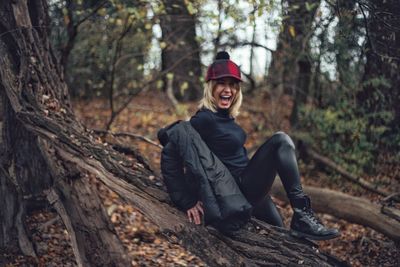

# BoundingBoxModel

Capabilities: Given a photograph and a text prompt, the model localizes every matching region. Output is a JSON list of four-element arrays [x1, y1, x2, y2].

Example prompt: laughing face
[[212, 78, 239, 110]]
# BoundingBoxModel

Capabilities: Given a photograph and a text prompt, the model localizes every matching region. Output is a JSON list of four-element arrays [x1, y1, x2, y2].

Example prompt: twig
[[75, 1, 108, 28], [166, 76, 179, 108], [38, 215, 60, 231], [93, 129, 162, 149], [166, 75, 190, 120], [222, 41, 274, 52], [382, 192, 400, 203], [212, 0, 223, 56], [60, 0, 108, 69], [106, 14, 135, 131], [108, 103, 169, 113], [358, 2, 400, 61]]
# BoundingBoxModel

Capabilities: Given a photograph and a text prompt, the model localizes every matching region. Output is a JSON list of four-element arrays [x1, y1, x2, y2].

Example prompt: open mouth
[[219, 95, 232, 107]]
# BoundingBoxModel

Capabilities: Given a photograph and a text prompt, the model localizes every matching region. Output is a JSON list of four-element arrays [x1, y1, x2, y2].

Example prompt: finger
[[198, 205, 204, 215], [187, 210, 193, 223], [193, 211, 201, 225]]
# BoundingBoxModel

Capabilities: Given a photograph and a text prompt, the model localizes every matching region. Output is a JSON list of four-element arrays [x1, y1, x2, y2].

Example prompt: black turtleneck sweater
[[190, 108, 249, 179]]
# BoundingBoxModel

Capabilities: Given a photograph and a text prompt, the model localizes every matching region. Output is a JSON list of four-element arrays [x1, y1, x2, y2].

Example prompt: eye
[[229, 82, 237, 88]]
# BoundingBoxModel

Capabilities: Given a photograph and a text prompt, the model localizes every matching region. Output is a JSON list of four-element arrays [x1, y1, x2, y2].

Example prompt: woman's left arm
[[161, 142, 198, 211]]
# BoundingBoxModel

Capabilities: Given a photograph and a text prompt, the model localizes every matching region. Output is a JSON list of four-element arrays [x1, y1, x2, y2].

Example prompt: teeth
[[220, 96, 231, 100]]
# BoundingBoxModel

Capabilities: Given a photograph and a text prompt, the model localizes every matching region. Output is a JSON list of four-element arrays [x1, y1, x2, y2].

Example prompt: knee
[[272, 131, 295, 149]]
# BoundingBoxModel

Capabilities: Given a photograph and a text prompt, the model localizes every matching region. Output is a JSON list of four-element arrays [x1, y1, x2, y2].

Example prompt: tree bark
[[0, 88, 45, 258], [160, 0, 202, 102], [0, 1, 346, 266], [271, 182, 400, 242]]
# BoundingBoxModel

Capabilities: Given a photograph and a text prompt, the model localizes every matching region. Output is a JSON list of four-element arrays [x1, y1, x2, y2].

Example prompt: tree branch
[[92, 128, 162, 149]]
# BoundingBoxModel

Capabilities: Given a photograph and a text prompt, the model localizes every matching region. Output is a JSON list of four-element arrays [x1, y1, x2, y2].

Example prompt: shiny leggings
[[239, 132, 305, 227]]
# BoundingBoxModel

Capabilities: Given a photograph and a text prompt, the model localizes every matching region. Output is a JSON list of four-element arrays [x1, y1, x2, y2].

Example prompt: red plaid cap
[[205, 59, 243, 82]]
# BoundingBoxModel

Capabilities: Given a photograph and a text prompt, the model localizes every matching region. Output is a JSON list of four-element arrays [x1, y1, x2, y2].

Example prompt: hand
[[186, 201, 204, 225]]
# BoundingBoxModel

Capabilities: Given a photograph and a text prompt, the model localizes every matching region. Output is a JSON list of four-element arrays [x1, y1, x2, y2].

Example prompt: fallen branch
[[381, 206, 400, 222], [300, 143, 392, 198], [271, 181, 400, 242]]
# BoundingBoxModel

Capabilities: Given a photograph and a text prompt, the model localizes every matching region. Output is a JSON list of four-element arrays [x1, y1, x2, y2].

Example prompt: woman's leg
[[252, 195, 284, 227], [240, 132, 339, 240], [240, 131, 304, 204]]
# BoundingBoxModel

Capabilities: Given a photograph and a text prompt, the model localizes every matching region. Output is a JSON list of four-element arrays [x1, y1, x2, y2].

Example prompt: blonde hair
[[199, 80, 242, 117]]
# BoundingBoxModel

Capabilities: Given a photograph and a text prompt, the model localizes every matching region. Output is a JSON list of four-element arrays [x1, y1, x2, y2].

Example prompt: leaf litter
[[6, 90, 399, 266]]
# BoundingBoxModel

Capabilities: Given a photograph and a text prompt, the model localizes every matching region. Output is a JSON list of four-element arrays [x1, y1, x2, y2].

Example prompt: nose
[[223, 84, 233, 92]]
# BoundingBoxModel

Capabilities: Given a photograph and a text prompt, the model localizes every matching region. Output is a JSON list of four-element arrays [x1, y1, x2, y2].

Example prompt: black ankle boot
[[290, 196, 340, 241]]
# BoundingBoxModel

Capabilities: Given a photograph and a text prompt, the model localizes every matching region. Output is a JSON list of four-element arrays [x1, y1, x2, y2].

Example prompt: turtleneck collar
[[216, 108, 231, 118]]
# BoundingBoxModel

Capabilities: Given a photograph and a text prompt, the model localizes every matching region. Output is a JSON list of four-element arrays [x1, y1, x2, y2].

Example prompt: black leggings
[[239, 132, 305, 227]]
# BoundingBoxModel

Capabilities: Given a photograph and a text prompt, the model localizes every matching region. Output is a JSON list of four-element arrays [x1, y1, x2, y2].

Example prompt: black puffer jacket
[[158, 121, 252, 227]]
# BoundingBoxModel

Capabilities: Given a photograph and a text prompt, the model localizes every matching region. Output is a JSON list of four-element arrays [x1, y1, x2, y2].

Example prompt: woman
[[165, 51, 339, 240]]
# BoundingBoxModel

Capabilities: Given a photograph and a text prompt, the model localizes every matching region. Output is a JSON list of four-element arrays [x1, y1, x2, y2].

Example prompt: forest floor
[[5, 90, 399, 267]]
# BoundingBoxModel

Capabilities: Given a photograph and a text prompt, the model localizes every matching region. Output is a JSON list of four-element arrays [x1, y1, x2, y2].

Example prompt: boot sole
[[290, 229, 340, 241]]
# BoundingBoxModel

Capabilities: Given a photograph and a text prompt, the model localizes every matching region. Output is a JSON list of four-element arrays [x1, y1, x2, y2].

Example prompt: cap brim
[[209, 74, 243, 82]]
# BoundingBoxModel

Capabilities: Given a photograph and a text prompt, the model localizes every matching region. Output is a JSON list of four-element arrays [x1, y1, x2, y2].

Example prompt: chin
[[218, 105, 230, 110], [217, 103, 232, 109]]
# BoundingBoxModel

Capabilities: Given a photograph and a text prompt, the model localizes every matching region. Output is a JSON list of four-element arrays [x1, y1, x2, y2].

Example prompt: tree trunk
[[267, 0, 319, 125], [334, 1, 359, 88], [160, 0, 202, 102], [0, 88, 48, 258], [0, 1, 129, 266], [358, 0, 400, 141], [0, 1, 345, 266]]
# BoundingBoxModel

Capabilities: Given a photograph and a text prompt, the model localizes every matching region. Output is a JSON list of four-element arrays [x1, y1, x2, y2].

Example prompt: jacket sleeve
[[161, 142, 198, 211]]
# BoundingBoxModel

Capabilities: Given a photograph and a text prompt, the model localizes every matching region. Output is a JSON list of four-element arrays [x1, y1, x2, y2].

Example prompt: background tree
[[297, 0, 400, 175], [357, 0, 400, 155], [159, 0, 202, 101], [267, 0, 320, 125], [49, 0, 152, 99]]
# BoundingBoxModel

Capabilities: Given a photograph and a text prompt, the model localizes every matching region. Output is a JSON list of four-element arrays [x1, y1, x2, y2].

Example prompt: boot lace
[[305, 208, 322, 225]]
